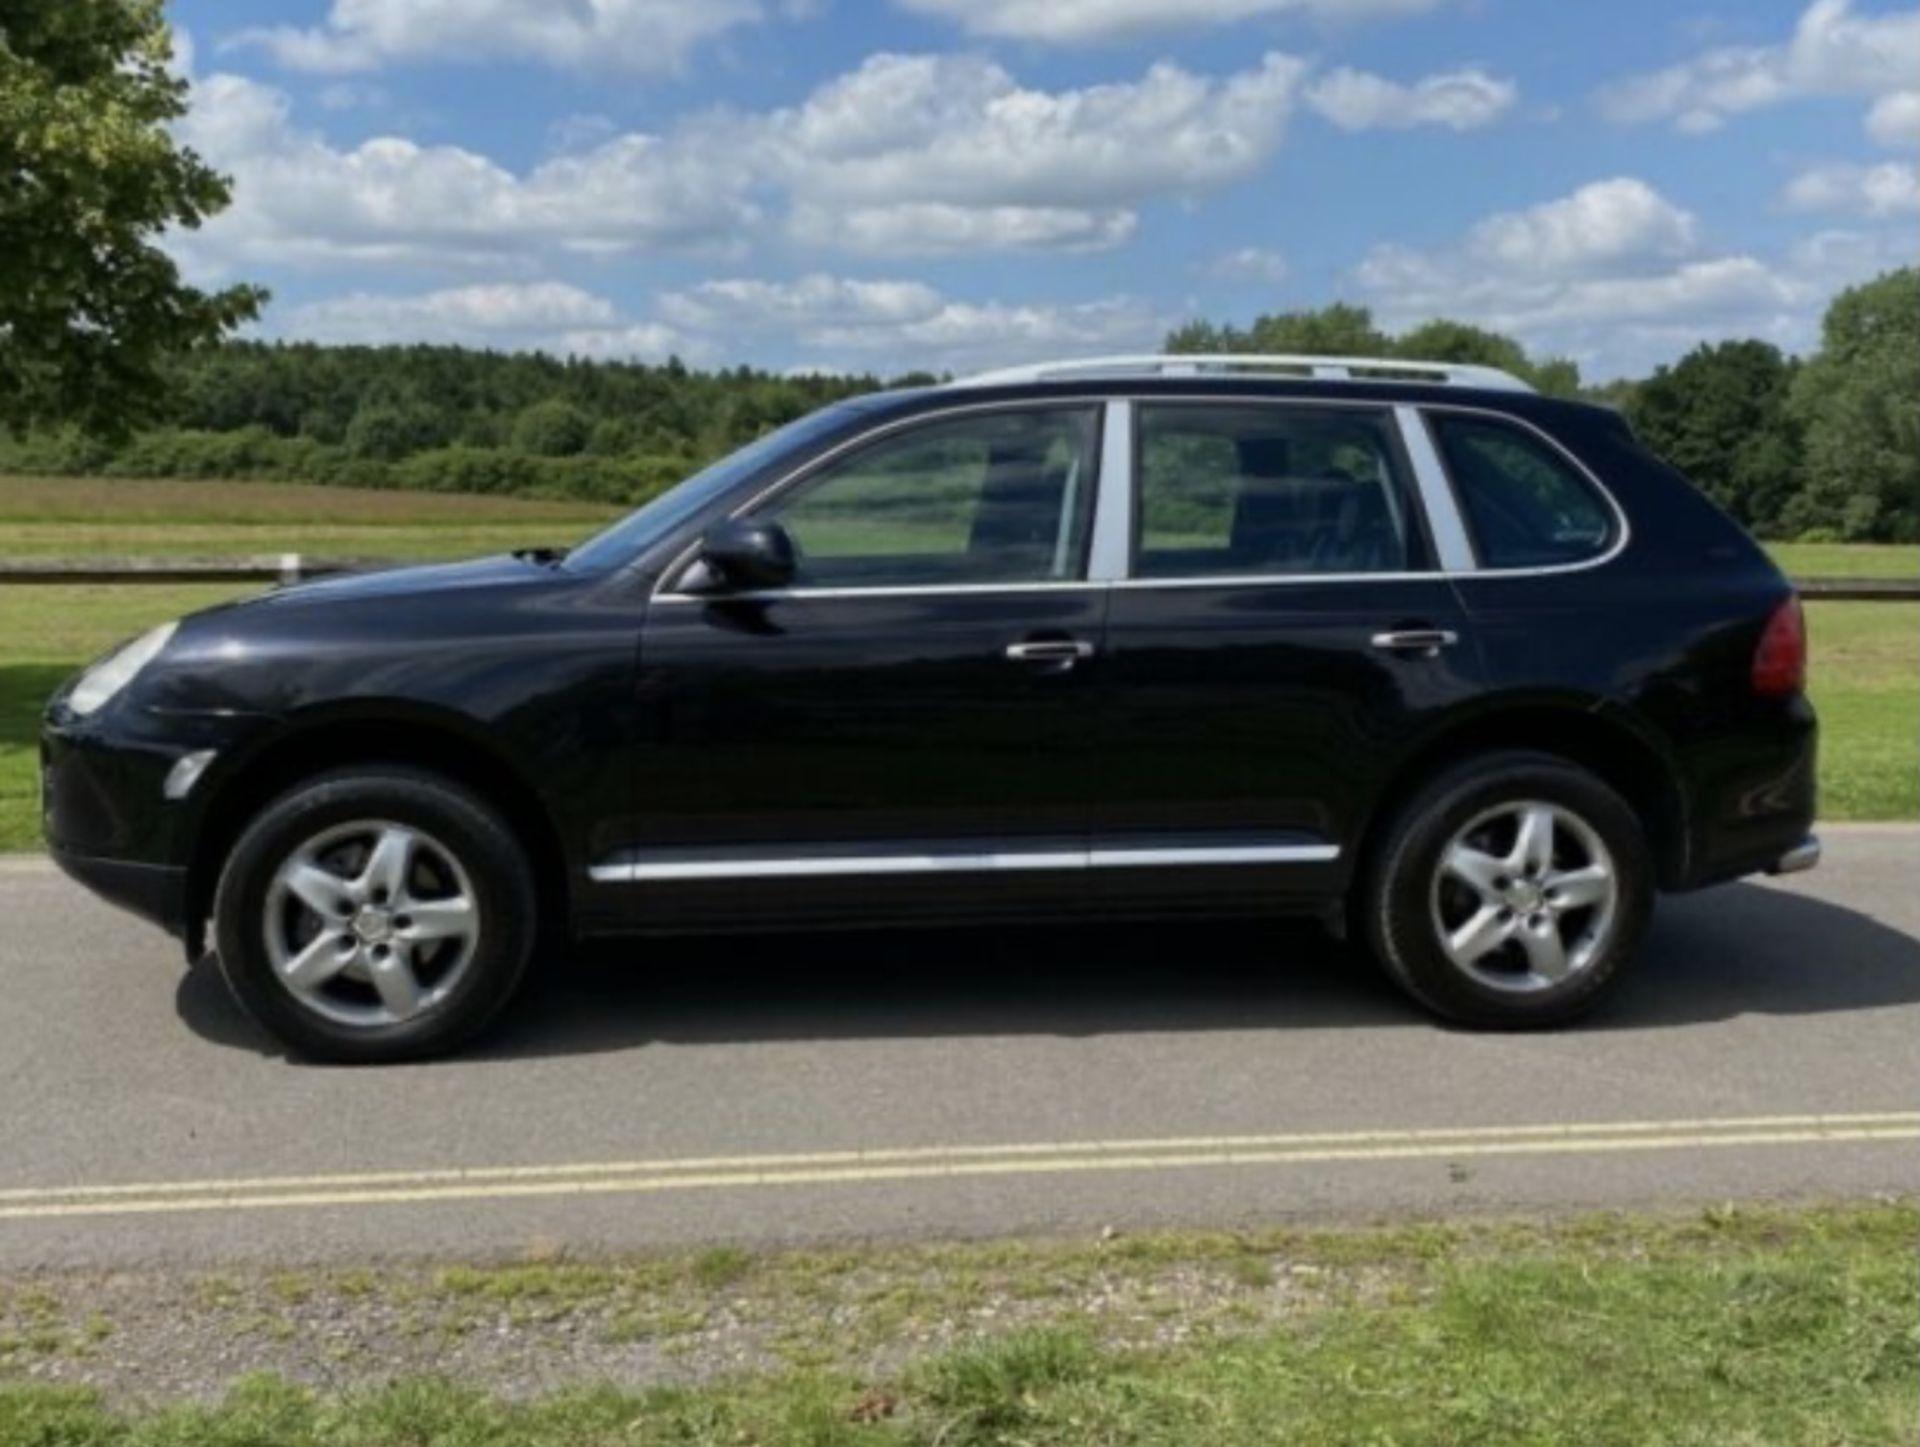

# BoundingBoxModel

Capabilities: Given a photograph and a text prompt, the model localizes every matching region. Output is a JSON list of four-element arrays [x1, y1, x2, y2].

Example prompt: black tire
[[213, 767, 537, 1063], [1359, 751, 1652, 1028]]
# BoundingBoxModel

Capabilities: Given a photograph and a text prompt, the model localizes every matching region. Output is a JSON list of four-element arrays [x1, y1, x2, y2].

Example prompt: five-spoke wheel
[[214, 768, 536, 1063], [1431, 801, 1619, 993], [266, 821, 481, 1028], [1363, 751, 1651, 1028]]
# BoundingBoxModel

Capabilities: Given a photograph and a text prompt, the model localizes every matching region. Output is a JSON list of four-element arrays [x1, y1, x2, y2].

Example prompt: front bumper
[[47, 844, 190, 939]]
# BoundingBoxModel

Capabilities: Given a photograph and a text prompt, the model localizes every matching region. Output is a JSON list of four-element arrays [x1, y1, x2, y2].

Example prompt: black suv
[[42, 355, 1819, 1061]]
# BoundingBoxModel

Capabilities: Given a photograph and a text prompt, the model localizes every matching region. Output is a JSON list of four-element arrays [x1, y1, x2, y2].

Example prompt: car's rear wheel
[[213, 768, 536, 1063], [1361, 751, 1652, 1028]]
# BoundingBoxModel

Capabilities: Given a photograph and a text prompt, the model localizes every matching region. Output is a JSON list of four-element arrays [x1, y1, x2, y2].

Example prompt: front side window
[[1430, 413, 1616, 569], [757, 407, 1099, 589], [1134, 405, 1417, 578]]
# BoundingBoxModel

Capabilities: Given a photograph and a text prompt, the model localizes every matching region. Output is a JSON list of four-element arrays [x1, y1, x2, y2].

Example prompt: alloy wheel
[[1427, 800, 1619, 994], [263, 820, 481, 1028]]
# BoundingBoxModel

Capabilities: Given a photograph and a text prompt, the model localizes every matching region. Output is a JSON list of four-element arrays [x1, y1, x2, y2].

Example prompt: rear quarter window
[[1430, 413, 1618, 569]]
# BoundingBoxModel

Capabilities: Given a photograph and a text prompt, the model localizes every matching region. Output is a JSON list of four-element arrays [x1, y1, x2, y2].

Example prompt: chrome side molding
[[590, 841, 1340, 885]]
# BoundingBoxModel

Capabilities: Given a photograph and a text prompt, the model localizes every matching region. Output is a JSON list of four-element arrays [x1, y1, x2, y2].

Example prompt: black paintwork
[[41, 378, 1816, 953]]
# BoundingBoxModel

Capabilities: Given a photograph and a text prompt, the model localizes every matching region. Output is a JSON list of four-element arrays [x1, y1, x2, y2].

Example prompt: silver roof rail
[[949, 353, 1535, 394]]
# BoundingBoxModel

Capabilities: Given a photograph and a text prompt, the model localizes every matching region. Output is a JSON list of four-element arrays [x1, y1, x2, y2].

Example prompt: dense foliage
[[0, 0, 262, 436], [0, 272, 1912, 541], [0, 345, 907, 504]]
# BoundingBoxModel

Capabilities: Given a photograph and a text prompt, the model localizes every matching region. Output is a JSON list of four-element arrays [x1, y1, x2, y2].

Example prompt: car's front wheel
[[213, 767, 537, 1063], [1361, 751, 1652, 1028]]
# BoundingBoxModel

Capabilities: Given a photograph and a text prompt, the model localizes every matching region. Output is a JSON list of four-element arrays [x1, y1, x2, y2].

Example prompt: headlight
[[67, 622, 178, 717]]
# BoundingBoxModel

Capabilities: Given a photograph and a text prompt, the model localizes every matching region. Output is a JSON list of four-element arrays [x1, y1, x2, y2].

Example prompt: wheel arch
[[1354, 696, 1691, 894], [183, 703, 571, 959]]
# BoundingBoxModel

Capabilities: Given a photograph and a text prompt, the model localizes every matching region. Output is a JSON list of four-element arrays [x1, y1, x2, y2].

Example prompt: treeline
[[0, 271, 1912, 541], [0, 346, 922, 505]]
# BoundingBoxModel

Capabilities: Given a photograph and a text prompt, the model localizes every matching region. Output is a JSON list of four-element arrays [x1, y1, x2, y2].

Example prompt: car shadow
[[174, 880, 1920, 1062]]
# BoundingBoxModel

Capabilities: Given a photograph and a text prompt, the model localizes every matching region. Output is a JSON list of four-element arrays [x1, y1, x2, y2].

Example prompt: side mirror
[[696, 519, 797, 591]]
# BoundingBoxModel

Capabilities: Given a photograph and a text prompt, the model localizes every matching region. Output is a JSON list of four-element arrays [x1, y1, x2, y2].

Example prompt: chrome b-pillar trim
[[1087, 399, 1135, 583], [1395, 404, 1477, 573]]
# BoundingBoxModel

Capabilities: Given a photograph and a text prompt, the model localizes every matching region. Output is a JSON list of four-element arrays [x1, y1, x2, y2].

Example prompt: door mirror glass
[[697, 519, 798, 591]]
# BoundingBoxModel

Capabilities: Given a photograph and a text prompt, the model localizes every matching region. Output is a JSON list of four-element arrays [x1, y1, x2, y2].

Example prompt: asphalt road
[[2, 825, 1916, 1270]]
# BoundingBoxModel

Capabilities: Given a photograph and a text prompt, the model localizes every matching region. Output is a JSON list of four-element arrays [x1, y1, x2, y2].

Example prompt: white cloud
[[228, 0, 762, 75], [1349, 178, 1820, 378], [174, 48, 1306, 271], [754, 51, 1307, 255], [1597, 0, 1920, 133], [1306, 67, 1517, 131], [1206, 246, 1291, 284], [286, 282, 617, 344], [1464, 179, 1701, 276], [172, 71, 758, 271], [280, 282, 699, 361], [896, 0, 1445, 44], [1784, 161, 1920, 216], [1865, 89, 1920, 146], [790, 202, 1138, 256], [658, 274, 1165, 374]]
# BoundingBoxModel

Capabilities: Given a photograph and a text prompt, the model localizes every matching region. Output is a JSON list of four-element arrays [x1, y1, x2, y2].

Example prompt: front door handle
[[1006, 639, 1096, 668], [1371, 629, 1460, 654]]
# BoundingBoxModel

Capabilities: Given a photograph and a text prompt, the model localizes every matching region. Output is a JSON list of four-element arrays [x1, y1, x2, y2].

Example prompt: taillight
[[1752, 596, 1806, 698]]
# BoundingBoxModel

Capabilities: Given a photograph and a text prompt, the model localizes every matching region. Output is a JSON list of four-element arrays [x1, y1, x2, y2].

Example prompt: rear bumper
[[48, 844, 190, 940]]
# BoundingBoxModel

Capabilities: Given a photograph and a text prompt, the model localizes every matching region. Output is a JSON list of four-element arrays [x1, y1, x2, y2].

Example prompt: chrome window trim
[[1087, 400, 1134, 582], [590, 841, 1340, 883], [650, 392, 1635, 603], [1417, 403, 1633, 580], [652, 397, 1106, 601], [1395, 405, 1477, 572]]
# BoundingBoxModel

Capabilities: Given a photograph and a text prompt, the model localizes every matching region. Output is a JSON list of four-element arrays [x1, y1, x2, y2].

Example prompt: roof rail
[[949, 353, 1535, 394]]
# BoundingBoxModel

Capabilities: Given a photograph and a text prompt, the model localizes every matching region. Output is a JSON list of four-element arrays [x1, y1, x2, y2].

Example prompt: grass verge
[[0, 474, 619, 562], [3, 590, 1915, 850], [0, 1202, 1914, 1444]]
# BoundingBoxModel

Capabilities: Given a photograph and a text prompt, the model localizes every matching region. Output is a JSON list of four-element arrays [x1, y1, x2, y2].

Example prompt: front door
[[1088, 399, 1483, 913], [617, 403, 1109, 928]]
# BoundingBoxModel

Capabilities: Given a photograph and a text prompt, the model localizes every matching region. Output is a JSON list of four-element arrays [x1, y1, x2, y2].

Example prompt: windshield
[[562, 401, 878, 574]]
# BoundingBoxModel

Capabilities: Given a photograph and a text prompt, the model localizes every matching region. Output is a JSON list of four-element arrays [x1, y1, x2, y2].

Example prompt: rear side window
[[1134, 405, 1417, 578], [1430, 414, 1617, 569]]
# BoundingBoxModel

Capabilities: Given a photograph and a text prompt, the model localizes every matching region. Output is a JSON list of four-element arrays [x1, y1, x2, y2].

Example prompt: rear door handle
[[1371, 629, 1459, 654], [1006, 639, 1096, 666]]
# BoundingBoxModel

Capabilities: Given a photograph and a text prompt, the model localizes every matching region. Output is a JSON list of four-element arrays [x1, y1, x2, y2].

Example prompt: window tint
[[758, 408, 1098, 588], [1135, 405, 1416, 578], [1430, 414, 1615, 569]]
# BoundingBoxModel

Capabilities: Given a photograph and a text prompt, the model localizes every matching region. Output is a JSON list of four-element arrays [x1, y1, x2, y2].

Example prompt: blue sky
[[165, 0, 1919, 380]]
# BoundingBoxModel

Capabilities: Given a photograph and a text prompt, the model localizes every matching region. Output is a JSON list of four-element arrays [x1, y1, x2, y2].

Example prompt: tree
[[1168, 303, 1388, 357], [511, 398, 592, 457], [1164, 304, 1580, 394], [1784, 268, 1919, 543], [0, 1, 264, 435], [1392, 319, 1582, 397], [1626, 341, 1803, 535]]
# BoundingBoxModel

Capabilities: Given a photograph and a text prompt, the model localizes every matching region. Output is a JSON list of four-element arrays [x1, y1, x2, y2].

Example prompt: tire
[[1360, 751, 1652, 1028], [213, 767, 538, 1063]]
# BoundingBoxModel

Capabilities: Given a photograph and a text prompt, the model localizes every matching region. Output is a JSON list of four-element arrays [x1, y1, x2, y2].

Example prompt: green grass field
[[0, 1203, 1912, 1445], [0, 474, 620, 561]]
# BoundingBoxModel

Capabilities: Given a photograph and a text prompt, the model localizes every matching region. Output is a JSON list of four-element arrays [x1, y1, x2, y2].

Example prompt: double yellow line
[[2, 1112, 1916, 1223]]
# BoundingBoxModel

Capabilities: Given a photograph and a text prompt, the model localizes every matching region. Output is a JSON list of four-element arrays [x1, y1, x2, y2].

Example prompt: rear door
[[1087, 398, 1484, 913], [616, 402, 1110, 929]]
